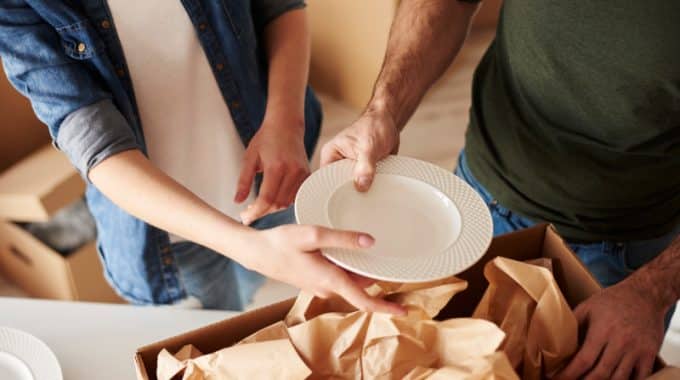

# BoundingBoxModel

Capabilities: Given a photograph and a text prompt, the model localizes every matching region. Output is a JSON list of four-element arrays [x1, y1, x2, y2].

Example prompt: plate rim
[[0, 326, 63, 380]]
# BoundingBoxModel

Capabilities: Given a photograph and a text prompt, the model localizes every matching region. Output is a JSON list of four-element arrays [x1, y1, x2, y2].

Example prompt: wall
[[308, 0, 502, 109]]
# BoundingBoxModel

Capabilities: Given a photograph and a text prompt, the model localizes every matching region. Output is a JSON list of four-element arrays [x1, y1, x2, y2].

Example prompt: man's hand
[[236, 117, 309, 225], [319, 0, 478, 191], [320, 110, 400, 192], [554, 278, 667, 380]]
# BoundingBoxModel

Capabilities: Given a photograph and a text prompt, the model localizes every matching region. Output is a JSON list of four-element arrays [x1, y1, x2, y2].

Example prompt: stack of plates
[[296, 155, 492, 282]]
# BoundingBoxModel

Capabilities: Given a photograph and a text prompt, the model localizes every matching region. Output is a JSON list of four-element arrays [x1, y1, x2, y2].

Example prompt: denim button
[[77, 42, 86, 53], [199, 23, 207, 31], [101, 20, 111, 29], [216, 63, 224, 71]]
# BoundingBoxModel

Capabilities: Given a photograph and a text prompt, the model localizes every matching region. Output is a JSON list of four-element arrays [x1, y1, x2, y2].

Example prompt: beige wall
[[309, 0, 502, 109]]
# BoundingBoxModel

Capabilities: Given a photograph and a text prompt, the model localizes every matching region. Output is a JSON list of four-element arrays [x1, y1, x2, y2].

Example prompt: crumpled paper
[[284, 277, 468, 326], [402, 352, 519, 380], [157, 344, 204, 380], [472, 257, 578, 380], [157, 277, 518, 380], [156, 340, 311, 380]]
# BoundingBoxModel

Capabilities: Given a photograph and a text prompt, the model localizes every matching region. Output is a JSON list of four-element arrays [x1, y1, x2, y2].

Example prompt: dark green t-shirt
[[466, 1, 680, 241]]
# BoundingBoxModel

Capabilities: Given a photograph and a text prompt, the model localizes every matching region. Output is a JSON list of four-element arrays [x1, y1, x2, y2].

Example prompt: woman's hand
[[235, 115, 310, 225], [235, 224, 406, 315]]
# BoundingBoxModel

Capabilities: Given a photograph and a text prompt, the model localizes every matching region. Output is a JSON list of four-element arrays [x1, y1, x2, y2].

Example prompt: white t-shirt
[[108, 0, 255, 241]]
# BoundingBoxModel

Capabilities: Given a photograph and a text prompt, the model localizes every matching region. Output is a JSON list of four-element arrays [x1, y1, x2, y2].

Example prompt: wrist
[[366, 97, 396, 123], [213, 219, 258, 263], [365, 93, 405, 134], [627, 266, 678, 313], [263, 106, 305, 132]]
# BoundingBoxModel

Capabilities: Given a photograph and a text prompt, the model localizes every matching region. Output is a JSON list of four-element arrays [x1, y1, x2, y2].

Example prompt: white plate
[[295, 155, 493, 282], [0, 327, 62, 380]]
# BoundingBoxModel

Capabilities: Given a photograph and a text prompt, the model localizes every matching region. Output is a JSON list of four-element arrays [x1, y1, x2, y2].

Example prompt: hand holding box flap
[[472, 257, 578, 380], [157, 340, 311, 380]]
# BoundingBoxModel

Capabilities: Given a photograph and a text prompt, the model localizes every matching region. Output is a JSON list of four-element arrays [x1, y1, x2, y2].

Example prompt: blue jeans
[[170, 207, 295, 311], [455, 151, 678, 327]]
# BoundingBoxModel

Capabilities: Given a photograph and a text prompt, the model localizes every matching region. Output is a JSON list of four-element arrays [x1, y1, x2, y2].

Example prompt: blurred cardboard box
[[0, 222, 121, 303], [0, 144, 122, 303], [134, 224, 666, 380], [0, 145, 84, 222], [308, 0, 502, 109], [0, 61, 51, 172]]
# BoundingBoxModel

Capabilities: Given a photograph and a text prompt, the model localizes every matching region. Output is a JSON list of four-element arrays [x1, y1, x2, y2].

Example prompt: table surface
[[1, 296, 678, 380], [0, 297, 235, 380]]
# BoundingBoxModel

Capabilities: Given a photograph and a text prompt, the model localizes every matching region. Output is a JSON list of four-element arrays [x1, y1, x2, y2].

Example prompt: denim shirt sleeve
[[251, 0, 306, 30], [0, 1, 140, 179]]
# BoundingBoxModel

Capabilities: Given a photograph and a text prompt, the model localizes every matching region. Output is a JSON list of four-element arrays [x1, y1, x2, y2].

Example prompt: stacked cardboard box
[[0, 71, 122, 303]]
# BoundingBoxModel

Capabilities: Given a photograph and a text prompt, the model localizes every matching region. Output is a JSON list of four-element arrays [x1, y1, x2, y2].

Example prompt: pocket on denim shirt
[[56, 20, 104, 60]]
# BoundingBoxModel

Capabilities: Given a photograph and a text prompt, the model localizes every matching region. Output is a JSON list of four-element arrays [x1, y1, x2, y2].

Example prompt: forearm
[[368, 0, 479, 129], [88, 150, 252, 260], [628, 234, 680, 311], [262, 8, 309, 127]]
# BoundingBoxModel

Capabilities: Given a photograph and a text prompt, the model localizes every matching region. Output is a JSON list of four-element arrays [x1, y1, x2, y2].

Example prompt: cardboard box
[[0, 144, 85, 222], [0, 60, 51, 172], [0, 221, 122, 303], [0, 143, 122, 303], [135, 224, 636, 380], [308, 0, 503, 109]]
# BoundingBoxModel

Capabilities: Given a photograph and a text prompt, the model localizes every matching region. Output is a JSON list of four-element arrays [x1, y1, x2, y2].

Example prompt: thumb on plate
[[354, 151, 377, 192]]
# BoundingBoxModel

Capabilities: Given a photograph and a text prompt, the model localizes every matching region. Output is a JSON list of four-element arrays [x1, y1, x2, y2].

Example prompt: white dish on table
[[0, 327, 62, 380]]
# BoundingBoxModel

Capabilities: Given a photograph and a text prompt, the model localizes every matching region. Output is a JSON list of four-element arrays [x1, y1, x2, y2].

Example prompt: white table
[[0, 297, 235, 380], [661, 305, 680, 366]]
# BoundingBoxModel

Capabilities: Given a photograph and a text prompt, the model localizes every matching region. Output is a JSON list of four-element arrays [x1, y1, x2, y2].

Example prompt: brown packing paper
[[157, 340, 311, 380], [473, 257, 578, 380], [158, 266, 580, 380], [246, 277, 512, 379], [157, 345, 204, 380], [402, 352, 519, 380], [358, 316, 505, 378], [285, 277, 468, 326]]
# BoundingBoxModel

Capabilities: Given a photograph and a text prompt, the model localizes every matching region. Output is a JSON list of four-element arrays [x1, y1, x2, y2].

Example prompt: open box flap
[[0, 145, 84, 222], [135, 299, 295, 380]]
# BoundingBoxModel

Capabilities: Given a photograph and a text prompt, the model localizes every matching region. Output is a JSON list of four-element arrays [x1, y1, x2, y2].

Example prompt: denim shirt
[[0, 0, 321, 304]]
